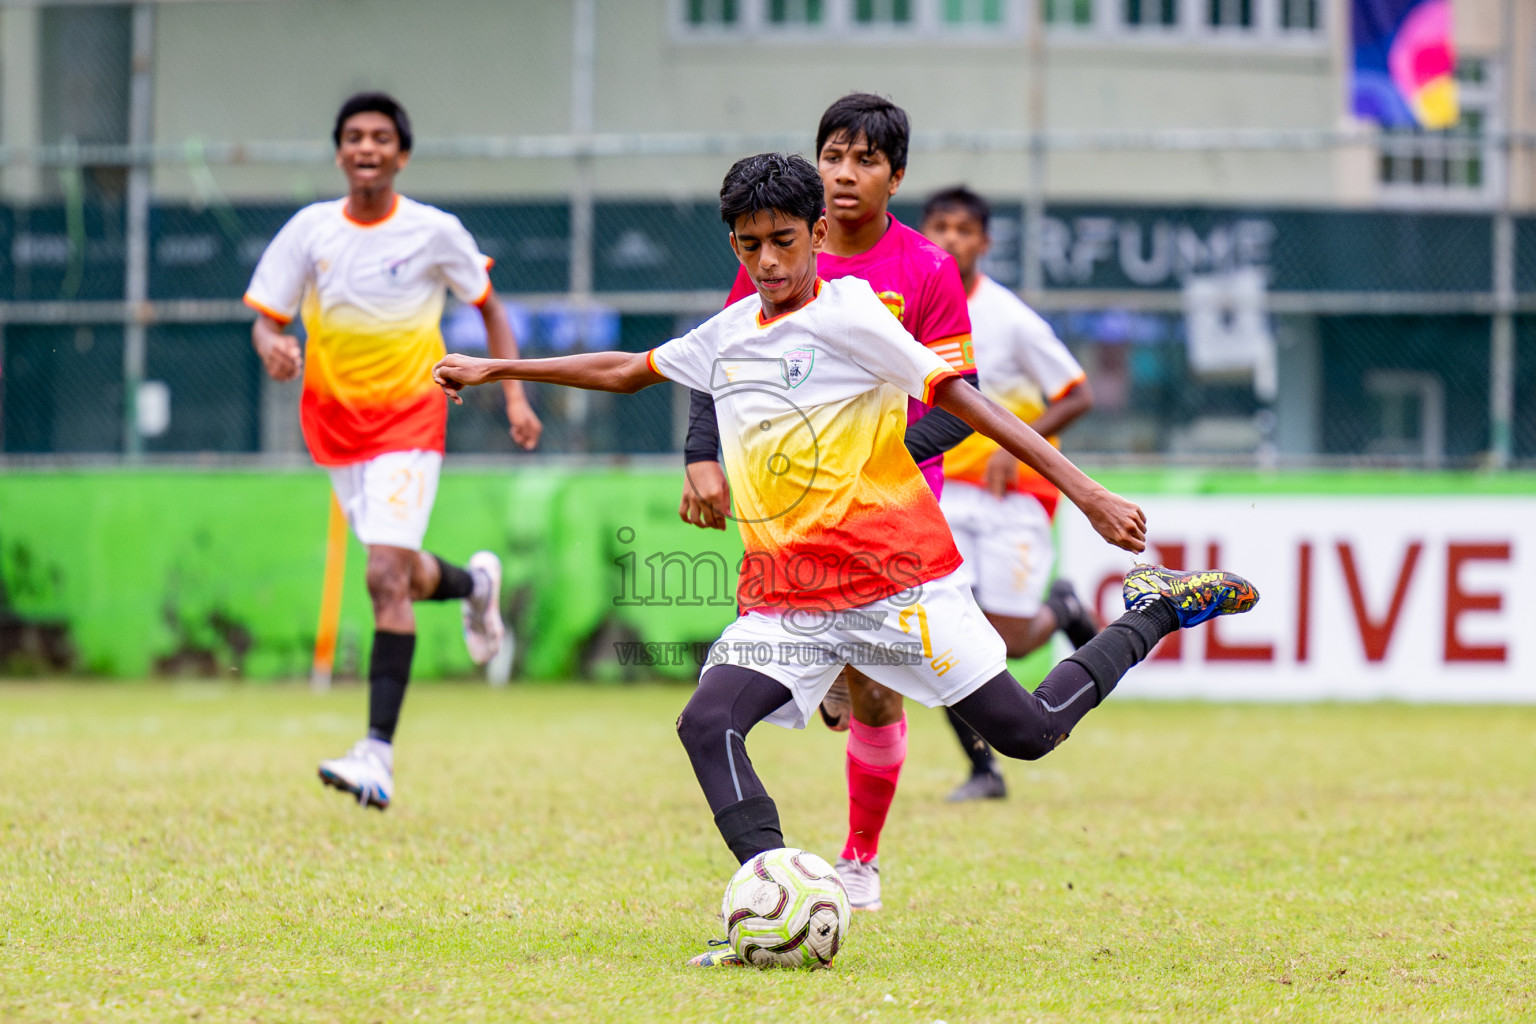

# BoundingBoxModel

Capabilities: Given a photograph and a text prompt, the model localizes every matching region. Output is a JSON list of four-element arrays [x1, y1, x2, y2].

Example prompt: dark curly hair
[[815, 93, 910, 173], [719, 152, 825, 233]]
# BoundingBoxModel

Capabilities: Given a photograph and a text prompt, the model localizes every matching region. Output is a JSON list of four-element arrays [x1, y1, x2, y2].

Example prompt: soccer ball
[[721, 847, 851, 968]]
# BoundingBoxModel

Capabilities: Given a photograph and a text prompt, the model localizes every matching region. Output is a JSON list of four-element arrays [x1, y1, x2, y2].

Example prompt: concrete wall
[[146, 0, 1343, 203]]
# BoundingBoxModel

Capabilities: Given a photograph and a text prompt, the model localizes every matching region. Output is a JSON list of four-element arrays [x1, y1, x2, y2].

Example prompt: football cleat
[[1122, 565, 1259, 628], [817, 671, 852, 732], [462, 550, 505, 667], [1048, 579, 1100, 650], [834, 856, 882, 912], [946, 768, 1007, 802], [318, 738, 393, 810], [687, 939, 746, 967]]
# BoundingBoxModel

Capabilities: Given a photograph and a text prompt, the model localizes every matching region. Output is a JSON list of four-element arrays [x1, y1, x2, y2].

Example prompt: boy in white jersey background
[[920, 187, 1102, 802], [428, 153, 1259, 965], [244, 93, 542, 810]]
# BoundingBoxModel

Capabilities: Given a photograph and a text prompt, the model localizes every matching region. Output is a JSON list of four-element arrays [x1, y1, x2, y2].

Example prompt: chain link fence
[[6, 178, 1536, 468], [6, 149, 1536, 468]]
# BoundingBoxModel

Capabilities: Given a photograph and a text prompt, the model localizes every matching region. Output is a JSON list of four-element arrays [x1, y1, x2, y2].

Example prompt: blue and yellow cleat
[[1123, 565, 1259, 628], [687, 939, 747, 967]]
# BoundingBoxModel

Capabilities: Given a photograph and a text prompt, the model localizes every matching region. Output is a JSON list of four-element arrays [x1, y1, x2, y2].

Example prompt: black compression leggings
[[676, 658, 1100, 816], [678, 603, 1176, 807], [949, 661, 1100, 760], [676, 665, 794, 815]]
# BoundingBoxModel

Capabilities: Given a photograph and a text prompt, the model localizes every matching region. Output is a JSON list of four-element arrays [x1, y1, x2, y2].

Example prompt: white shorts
[[327, 449, 442, 550], [704, 568, 1008, 730], [940, 482, 1055, 619]]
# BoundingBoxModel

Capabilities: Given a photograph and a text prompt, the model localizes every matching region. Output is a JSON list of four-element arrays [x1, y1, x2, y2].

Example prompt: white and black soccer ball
[[721, 848, 851, 968]]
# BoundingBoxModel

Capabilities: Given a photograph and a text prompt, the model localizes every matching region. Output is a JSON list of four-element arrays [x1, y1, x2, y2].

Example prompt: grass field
[[3, 682, 1534, 1023]]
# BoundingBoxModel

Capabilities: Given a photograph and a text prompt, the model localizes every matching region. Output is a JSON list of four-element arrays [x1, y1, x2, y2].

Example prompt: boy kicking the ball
[[430, 154, 1258, 967]]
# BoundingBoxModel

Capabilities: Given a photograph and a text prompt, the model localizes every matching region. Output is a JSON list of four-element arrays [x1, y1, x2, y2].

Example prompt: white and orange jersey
[[650, 276, 964, 614], [244, 195, 493, 466], [724, 215, 973, 496], [942, 275, 1086, 517]]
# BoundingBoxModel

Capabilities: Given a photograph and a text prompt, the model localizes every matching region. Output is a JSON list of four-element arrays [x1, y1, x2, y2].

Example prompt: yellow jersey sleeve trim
[[646, 348, 662, 377], [243, 294, 293, 326], [921, 366, 961, 406]]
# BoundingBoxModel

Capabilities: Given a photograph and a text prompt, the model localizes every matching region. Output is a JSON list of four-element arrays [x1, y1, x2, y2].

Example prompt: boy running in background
[[245, 92, 542, 810], [680, 94, 978, 910], [920, 187, 1100, 802], [430, 153, 1259, 966]]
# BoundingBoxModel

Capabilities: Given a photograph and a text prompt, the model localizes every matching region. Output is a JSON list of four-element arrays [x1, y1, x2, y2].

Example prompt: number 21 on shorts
[[387, 467, 425, 520]]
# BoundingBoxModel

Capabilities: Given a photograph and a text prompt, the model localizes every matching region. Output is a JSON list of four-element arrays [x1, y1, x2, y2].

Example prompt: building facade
[[0, 0, 1533, 465]]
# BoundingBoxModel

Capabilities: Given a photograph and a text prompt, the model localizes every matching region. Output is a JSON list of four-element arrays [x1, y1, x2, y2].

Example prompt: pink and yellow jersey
[[725, 214, 974, 494], [942, 275, 1086, 519], [243, 195, 494, 466], [651, 277, 962, 613]]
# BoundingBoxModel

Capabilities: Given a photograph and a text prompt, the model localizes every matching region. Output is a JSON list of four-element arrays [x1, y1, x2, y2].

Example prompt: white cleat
[[463, 551, 505, 667], [835, 856, 882, 912], [318, 738, 394, 810]]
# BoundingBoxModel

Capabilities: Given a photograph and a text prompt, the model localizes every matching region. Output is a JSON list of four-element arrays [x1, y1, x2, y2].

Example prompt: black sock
[[946, 706, 996, 775], [427, 554, 474, 601], [1063, 599, 1179, 703], [1045, 580, 1098, 649], [366, 630, 416, 743], [713, 795, 785, 865]]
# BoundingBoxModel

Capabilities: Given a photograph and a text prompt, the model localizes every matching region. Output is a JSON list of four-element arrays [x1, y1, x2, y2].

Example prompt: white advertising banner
[[1057, 496, 1532, 702]]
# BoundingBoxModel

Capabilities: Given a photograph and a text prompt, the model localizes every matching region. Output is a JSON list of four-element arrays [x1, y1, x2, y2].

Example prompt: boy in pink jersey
[[680, 94, 977, 911], [430, 153, 1257, 967]]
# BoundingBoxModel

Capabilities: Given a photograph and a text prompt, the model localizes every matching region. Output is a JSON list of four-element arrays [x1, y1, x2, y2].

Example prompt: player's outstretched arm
[[433, 351, 666, 405], [932, 375, 1145, 554]]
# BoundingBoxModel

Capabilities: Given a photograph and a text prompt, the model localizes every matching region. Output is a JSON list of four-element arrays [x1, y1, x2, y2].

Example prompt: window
[[674, 0, 1026, 39], [1207, 0, 1252, 29], [768, 0, 825, 23], [854, 0, 913, 25], [678, 0, 1318, 39], [1111, 0, 1323, 35], [1123, 0, 1176, 28], [686, 0, 740, 25], [1279, 0, 1318, 30], [1378, 58, 1498, 201], [943, 0, 1004, 25], [1044, 0, 1093, 27]]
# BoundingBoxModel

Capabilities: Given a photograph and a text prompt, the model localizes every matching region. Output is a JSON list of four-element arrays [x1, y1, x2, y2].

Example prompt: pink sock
[[841, 714, 908, 863]]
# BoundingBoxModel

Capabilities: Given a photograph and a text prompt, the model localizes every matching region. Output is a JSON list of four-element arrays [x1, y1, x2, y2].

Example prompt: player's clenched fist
[[432, 353, 494, 404], [1080, 486, 1146, 554]]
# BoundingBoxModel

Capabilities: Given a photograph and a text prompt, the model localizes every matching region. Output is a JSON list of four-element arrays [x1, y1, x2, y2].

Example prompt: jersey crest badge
[[383, 255, 413, 286], [876, 291, 906, 323], [781, 348, 815, 389]]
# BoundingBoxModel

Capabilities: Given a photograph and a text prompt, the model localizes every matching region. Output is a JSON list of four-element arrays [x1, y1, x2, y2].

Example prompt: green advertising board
[[3, 466, 1534, 682]]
